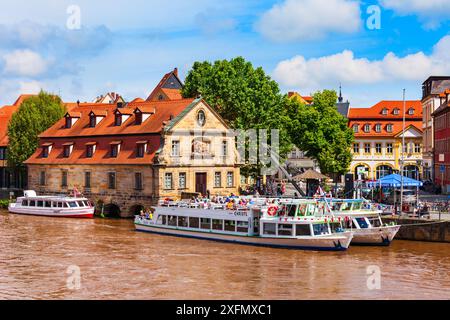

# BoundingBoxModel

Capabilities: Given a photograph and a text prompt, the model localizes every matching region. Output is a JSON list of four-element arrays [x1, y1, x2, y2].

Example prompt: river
[[0, 210, 449, 300]]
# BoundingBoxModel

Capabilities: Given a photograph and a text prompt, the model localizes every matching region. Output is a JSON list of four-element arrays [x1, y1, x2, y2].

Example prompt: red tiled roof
[[38, 98, 196, 138], [348, 100, 422, 119], [349, 121, 422, 137], [0, 105, 17, 146], [13, 94, 37, 107], [146, 68, 183, 101]]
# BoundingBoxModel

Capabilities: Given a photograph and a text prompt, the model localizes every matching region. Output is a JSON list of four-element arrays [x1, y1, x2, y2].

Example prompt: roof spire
[[338, 83, 343, 103]]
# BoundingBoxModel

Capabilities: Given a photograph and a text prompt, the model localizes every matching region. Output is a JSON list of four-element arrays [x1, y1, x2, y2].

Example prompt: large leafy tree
[[7, 91, 66, 167], [182, 57, 293, 175], [286, 90, 354, 175]]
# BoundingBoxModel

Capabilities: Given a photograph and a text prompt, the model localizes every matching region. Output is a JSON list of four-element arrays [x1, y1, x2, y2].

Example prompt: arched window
[[376, 165, 392, 179]]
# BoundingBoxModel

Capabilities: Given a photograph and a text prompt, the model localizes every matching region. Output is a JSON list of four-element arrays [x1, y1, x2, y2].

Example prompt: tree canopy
[[286, 90, 354, 175], [7, 91, 66, 167], [182, 57, 293, 175]]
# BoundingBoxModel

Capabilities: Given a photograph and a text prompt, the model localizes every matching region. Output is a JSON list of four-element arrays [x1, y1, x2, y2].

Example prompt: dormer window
[[393, 108, 400, 115], [89, 115, 96, 128], [64, 112, 80, 129], [136, 141, 148, 158], [88, 111, 106, 128], [65, 117, 72, 129], [115, 114, 122, 126], [110, 141, 121, 158], [63, 143, 74, 158], [41, 143, 53, 158], [135, 111, 142, 125], [386, 124, 393, 133], [85, 142, 96, 158], [114, 109, 131, 126], [353, 124, 359, 133], [133, 108, 153, 125], [375, 124, 381, 133], [363, 124, 370, 133], [381, 108, 388, 115], [408, 108, 415, 115]]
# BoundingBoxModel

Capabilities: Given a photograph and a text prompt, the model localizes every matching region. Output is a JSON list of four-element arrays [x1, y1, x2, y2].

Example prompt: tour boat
[[8, 190, 95, 218], [134, 201, 354, 251], [319, 198, 401, 246]]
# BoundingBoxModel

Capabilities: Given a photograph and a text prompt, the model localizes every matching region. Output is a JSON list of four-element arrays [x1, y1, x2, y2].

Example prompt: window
[[178, 216, 188, 228], [236, 221, 249, 233], [171, 140, 180, 156], [135, 172, 143, 190], [189, 217, 199, 228], [178, 172, 186, 189], [200, 218, 211, 229], [164, 173, 173, 189], [89, 115, 96, 128], [408, 108, 414, 115], [414, 143, 421, 153], [353, 143, 360, 154], [37, 201, 44, 208], [226, 172, 234, 187], [221, 140, 228, 157], [386, 124, 393, 132], [86, 145, 94, 158], [364, 124, 370, 133], [114, 114, 122, 126], [313, 224, 329, 236], [213, 172, 222, 188], [296, 224, 311, 236], [22, 200, 28, 206], [168, 216, 177, 226], [63, 145, 71, 158], [353, 124, 359, 133], [61, 171, 68, 187], [263, 223, 276, 235], [364, 143, 371, 154], [0, 147, 6, 160], [110, 144, 119, 158], [42, 146, 49, 158], [375, 143, 382, 154], [278, 224, 293, 236], [85, 172, 91, 188], [65, 117, 72, 128], [135, 112, 142, 125], [39, 171, 46, 186], [393, 108, 399, 115], [375, 124, 381, 133], [381, 108, 388, 115], [386, 143, 393, 154], [136, 144, 145, 158], [212, 219, 223, 231], [224, 220, 236, 232], [108, 172, 116, 189]]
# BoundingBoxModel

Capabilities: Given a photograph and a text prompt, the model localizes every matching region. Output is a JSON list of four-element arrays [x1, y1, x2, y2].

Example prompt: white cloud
[[273, 35, 450, 90], [19, 80, 43, 94], [255, 0, 361, 42], [3, 49, 48, 77], [380, 0, 450, 29]]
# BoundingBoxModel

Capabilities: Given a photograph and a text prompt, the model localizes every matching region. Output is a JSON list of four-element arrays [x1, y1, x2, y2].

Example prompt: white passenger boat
[[320, 199, 400, 246], [8, 190, 94, 219], [134, 201, 354, 251]]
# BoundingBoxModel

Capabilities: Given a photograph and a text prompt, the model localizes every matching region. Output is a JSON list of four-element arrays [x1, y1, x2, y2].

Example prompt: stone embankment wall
[[383, 217, 450, 243]]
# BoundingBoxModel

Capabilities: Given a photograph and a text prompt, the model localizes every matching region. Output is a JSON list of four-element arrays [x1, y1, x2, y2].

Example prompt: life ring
[[267, 206, 278, 216]]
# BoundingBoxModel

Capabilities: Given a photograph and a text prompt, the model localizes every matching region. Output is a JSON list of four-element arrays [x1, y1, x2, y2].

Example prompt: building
[[146, 68, 183, 101], [422, 76, 450, 181], [25, 72, 241, 217], [348, 100, 423, 180], [92, 92, 125, 104], [432, 89, 450, 192]]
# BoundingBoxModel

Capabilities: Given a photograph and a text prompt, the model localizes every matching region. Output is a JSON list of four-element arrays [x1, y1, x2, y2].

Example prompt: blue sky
[[0, 0, 449, 108]]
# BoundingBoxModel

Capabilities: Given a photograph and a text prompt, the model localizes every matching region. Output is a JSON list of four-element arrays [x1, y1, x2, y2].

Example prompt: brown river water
[[0, 210, 449, 300]]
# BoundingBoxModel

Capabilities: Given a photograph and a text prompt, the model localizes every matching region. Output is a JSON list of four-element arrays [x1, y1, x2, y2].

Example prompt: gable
[[396, 126, 422, 138], [162, 74, 183, 90]]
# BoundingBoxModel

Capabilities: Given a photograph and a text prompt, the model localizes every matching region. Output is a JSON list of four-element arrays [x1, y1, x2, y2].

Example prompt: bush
[[0, 200, 10, 209]]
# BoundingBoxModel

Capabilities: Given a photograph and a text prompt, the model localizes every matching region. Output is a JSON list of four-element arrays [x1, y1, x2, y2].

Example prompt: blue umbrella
[[367, 174, 423, 188]]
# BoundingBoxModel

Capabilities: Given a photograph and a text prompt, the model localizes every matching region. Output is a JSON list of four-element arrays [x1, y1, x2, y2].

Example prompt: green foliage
[[0, 199, 10, 209], [286, 90, 354, 175], [7, 91, 66, 167], [182, 57, 293, 173]]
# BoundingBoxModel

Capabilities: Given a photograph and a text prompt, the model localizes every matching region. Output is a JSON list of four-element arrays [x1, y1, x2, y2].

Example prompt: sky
[[0, 0, 449, 108]]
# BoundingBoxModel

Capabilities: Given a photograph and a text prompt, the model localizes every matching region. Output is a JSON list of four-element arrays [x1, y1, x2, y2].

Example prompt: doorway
[[195, 173, 207, 196]]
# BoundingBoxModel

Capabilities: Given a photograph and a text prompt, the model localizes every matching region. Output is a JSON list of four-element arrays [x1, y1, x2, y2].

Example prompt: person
[[294, 192, 298, 199]]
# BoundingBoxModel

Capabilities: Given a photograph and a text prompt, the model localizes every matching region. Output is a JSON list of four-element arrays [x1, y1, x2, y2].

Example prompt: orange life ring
[[267, 206, 278, 216]]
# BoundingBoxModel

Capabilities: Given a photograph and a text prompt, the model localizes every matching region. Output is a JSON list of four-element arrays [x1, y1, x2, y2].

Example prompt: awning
[[367, 174, 423, 187]]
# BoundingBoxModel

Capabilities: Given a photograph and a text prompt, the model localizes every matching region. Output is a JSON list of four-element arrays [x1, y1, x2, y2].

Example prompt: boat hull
[[349, 225, 401, 246], [135, 221, 353, 251], [8, 204, 94, 219]]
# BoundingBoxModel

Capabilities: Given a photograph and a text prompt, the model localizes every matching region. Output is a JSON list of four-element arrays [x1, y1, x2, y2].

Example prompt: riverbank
[[383, 216, 450, 243]]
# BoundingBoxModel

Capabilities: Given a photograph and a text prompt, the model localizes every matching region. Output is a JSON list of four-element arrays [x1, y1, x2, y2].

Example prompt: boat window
[[22, 200, 28, 206], [58, 202, 63, 208], [298, 204, 307, 216], [296, 224, 311, 236], [224, 220, 236, 232], [340, 202, 351, 211], [200, 218, 211, 229], [68, 202, 78, 208], [161, 215, 167, 225], [352, 202, 362, 210], [286, 205, 296, 217], [355, 217, 369, 229], [156, 215, 164, 224], [29, 200, 35, 207], [178, 216, 188, 228], [278, 224, 293, 236], [168, 216, 177, 226], [237, 221, 249, 233], [83, 201, 90, 207], [331, 202, 342, 211], [77, 201, 85, 207], [45, 201, 51, 208], [263, 223, 276, 235], [313, 223, 329, 236], [37, 201, 44, 207], [212, 219, 223, 231], [368, 217, 381, 227], [189, 217, 199, 228]]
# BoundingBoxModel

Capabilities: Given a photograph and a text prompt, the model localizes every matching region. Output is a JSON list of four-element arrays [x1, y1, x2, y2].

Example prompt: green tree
[[7, 91, 66, 167], [286, 90, 354, 175], [182, 57, 293, 174]]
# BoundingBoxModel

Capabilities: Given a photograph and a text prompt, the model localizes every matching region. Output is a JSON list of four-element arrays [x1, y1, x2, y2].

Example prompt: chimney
[[173, 68, 178, 77], [77, 100, 80, 106]]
